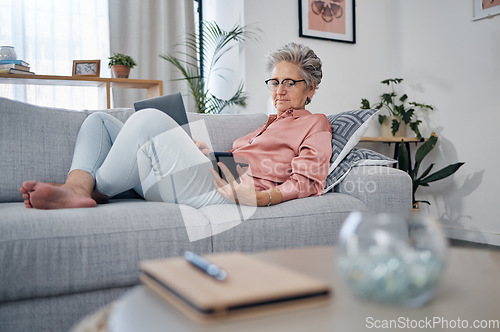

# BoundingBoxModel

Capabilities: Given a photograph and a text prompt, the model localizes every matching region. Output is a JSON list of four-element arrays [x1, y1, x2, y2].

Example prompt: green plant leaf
[[399, 94, 408, 103], [160, 21, 260, 113], [419, 162, 465, 184], [381, 78, 403, 85], [108, 53, 137, 68], [409, 120, 422, 139], [397, 139, 409, 173], [409, 102, 434, 111], [381, 92, 396, 105], [391, 119, 400, 135], [378, 114, 387, 125], [400, 108, 414, 124], [398, 140, 417, 202], [416, 163, 434, 181], [361, 99, 371, 109], [414, 134, 437, 175], [205, 82, 248, 114]]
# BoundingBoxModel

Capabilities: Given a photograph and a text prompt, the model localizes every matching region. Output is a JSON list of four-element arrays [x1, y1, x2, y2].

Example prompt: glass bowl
[[336, 212, 447, 307], [0, 46, 17, 60]]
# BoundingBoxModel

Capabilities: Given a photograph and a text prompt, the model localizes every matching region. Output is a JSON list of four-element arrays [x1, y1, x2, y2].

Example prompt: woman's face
[[269, 61, 316, 116]]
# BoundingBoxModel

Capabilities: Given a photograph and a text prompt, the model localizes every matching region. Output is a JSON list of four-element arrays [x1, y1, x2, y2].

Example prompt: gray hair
[[265, 43, 323, 90]]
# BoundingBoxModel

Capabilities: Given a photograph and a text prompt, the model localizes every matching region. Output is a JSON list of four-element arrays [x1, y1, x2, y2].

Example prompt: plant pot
[[111, 65, 130, 78], [381, 115, 406, 137]]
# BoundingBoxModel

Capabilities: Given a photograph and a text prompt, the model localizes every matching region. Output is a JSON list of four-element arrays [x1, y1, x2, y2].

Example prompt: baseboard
[[449, 238, 500, 250], [442, 225, 500, 247]]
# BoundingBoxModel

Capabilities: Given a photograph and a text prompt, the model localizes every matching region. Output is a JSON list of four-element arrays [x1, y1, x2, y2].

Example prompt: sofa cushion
[[187, 112, 268, 151], [336, 165, 412, 214], [326, 109, 378, 171], [324, 148, 396, 192], [0, 97, 134, 203], [201, 192, 369, 252], [0, 200, 212, 302]]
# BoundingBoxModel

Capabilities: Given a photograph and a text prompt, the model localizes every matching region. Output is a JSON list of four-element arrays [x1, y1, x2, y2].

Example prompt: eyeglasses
[[265, 79, 306, 90]]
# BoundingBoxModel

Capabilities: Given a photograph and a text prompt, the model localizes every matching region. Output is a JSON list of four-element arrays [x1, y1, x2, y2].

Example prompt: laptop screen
[[134, 92, 191, 138]]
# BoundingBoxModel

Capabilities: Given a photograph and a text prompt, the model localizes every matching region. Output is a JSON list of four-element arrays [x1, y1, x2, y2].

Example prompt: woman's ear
[[307, 81, 317, 99]]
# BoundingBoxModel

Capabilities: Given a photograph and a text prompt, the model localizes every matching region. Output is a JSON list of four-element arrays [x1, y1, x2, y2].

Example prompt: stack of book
[[0, 59, 34, 75]]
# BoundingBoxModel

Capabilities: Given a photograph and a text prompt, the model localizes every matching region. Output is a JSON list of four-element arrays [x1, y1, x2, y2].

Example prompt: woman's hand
[[193, 139, 211, 157], [210, 163, 258, 206]]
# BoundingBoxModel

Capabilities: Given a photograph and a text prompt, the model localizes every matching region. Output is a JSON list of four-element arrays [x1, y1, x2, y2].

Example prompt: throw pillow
[[324, 148, 396, 192], [327, 109, 379, 174]]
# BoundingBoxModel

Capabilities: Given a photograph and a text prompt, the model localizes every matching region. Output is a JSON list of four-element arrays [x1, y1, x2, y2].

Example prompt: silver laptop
[[134, 92, 191, 137]]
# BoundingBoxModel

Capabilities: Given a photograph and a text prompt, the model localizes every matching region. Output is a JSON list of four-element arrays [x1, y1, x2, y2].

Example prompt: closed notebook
[[140, 252, 332, 324]]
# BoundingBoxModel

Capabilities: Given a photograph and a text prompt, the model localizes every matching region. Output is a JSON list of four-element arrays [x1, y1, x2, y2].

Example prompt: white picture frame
[[299, 0, 356, 44], [472, 0, 500, 21]]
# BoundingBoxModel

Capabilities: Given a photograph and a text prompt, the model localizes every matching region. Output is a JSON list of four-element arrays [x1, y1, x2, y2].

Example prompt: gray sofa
[[0, 97, 411, 332]]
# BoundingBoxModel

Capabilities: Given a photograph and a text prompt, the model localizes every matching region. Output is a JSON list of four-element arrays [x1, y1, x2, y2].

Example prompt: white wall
[[243, 0, 500, 245], [399, 0, 500, 245], [243, 0, 404, 128]]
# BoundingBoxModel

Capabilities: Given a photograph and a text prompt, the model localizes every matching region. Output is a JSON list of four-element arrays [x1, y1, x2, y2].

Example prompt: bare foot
[[20, 184, 32, 208], [91, 190, 110, 204], [21, 181, 97, 209]]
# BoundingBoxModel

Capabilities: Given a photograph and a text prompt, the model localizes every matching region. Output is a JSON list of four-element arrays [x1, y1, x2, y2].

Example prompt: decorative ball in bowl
[[337, 212, 447, 307], [0, 46, 17, 60]]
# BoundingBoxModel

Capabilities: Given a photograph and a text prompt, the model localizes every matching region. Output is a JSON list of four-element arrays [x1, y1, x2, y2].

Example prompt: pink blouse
[[230, 109, 332, 202]]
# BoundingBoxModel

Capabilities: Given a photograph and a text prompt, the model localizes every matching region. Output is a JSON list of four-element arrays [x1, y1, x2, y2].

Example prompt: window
[[0, 0, 110, 109]]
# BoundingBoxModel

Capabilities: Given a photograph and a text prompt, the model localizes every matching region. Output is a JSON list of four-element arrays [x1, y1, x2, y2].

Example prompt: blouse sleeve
[[275, 129, 332, 202]]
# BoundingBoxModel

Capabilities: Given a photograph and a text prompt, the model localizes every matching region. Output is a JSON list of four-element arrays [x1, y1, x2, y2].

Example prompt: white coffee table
[[73, 246, 500, 332]]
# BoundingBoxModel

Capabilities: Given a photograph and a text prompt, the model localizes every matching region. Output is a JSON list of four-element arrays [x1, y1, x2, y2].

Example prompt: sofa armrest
[[335, 166, 412, 214]]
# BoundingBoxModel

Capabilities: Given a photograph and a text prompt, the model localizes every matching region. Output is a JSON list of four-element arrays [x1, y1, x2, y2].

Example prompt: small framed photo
[[299, 0, 356, 44], [72, 60, 101, 77], [472, 0, 500, 20]]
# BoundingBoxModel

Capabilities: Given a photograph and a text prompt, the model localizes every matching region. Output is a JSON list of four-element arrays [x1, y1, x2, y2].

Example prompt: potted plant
[[361, 78, 434, 139], [160, 21, 259, 114], [108, 53, 137, 78], [398, 132, 464, 209]]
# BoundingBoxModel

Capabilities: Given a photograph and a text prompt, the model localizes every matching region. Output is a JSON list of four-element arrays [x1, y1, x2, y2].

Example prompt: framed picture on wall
[[72, 60, 101, 77], [473, 0, 500, 20], [299, 0, 355, 43]]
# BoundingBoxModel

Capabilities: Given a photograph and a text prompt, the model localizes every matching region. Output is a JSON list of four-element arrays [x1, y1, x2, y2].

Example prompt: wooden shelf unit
[[360, 136, 425, 143], [0, 74, 163, 109], [359, 136, 427, 168]]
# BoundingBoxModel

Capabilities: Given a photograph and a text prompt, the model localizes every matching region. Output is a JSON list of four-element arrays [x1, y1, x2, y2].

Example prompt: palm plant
[[160, 21, 259, 114], [398, 133, 464, 206]]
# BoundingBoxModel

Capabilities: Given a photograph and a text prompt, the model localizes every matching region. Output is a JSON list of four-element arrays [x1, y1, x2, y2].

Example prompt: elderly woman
[[20, 43, 332, 209]]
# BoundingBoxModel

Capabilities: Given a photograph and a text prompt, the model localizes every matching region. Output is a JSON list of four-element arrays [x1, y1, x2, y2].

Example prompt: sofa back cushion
[[0, 97, 267, 203], [0, 98, 133, 202]]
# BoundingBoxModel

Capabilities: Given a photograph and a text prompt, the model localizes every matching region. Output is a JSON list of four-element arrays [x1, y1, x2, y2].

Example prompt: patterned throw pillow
[[327, 109, 379, 173], [324, 148, 396, 192], [323, 109, 391, 193]]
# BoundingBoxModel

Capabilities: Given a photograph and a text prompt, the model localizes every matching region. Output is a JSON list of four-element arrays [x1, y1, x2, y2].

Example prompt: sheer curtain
[[0, 0, 110, 109], [108, 0, 195, 110]]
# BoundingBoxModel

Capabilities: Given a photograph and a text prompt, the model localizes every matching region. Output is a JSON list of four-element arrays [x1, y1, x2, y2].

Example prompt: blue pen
[[184, 251, 227, 281]]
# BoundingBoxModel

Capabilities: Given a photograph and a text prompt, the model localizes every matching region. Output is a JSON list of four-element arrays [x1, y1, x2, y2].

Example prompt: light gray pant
[[69, 109, 227, 208]]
